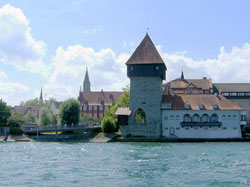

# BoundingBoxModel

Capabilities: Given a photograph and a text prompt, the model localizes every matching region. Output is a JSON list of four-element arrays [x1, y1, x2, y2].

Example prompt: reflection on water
[[0, 142, 250, 186]]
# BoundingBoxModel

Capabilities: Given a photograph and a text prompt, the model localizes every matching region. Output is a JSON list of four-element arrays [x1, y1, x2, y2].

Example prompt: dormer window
[[198, 104, 204, 110], [212, 104, 218, 110], [184, 104, 190, 109]]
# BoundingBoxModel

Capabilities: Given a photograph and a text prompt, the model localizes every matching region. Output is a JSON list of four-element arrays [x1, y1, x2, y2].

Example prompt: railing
[[181, 121, 222, 127]]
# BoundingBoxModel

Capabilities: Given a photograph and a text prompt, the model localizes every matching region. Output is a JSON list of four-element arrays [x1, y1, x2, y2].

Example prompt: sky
[[1, 0, 250, 106]]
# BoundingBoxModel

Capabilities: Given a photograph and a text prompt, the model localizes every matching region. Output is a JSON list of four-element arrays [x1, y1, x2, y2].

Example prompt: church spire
[[39, 87, 43, 103], [181, 70, 184, 80], [83, 67, 91, 92]]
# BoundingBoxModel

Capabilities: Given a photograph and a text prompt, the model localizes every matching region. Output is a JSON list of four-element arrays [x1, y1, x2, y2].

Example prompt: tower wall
[[120, 76, 163, 137]]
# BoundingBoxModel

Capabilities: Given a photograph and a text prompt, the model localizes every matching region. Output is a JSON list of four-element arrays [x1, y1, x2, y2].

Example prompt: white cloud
[[0, 70, 29, 106], [44, 45, 130, 101], [0, 4, 47, 75], [162, 43, 250, 83]]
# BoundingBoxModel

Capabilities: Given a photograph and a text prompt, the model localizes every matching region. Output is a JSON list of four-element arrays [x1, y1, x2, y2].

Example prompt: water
[[0, 142, 250, 187]]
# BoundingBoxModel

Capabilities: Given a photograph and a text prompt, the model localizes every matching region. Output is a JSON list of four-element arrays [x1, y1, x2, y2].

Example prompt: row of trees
[[1, 85, 130, 133]]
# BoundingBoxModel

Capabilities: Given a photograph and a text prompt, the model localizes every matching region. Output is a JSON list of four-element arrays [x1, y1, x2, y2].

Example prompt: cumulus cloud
[[0, 71, 29, 106], [162, 43, 250, 83], [0, 4, 47, 75], [44, 45, 130, 101]]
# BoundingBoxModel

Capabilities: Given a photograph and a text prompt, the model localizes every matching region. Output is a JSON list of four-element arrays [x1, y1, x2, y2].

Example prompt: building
[[14, 106, 41, 119], [50, 101, 63, 115], [79, 68, 122, 119], [162, 94, 246, 139], [163, 72, 213, 94], [116, 33, 247, 139], [213, 83, 250, 125]]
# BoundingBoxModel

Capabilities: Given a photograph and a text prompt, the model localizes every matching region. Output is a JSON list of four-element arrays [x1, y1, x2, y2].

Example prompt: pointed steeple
[[126, 33, 166, 69], [39, 88, 43, 103], [181, 71, 184, 80], [83, 67, 91, 92]]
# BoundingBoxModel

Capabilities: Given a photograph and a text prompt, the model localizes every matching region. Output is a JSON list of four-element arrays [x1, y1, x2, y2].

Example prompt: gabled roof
[[187, 79, 212, 91], [162, 94, 244, 110], [126, 33, 166, 67], [79, 91, 123, 105], [213, 83, 250, 92]]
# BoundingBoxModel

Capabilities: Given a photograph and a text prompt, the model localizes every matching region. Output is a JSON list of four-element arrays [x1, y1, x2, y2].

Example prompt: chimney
[[203, 77, 207, 79]]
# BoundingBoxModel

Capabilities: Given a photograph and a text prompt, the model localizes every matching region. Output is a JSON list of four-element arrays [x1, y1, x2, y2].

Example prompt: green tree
[[105, 86, 130, 119], [39, 107, 51, 127], [7, 112, 25, 127], [51, 114, 58, 125], [80, 114, 99, 124], [25, 111, 36, 124], [20, 98, 40, 106], [59, 99, 80, 127], [101, 116, 116, 133], [0, 99, 11, 127]]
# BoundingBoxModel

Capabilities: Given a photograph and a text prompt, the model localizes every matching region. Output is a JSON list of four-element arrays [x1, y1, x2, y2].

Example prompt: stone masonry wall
[[121, 76, 162, 137]]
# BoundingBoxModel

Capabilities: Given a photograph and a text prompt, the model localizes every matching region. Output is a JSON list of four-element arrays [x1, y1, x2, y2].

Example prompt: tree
[[39, 107, 51, 127], [25, 111, 36, 124], [0, 99, 11, 127], [101, 116, 116, 133], [20, 98, 40, 106], [80, 114, 99, 124], [7, 112, 25, 127], [105, 86, 130, 119], [59, 99, 80, 127], [51, 114, 58, 125]]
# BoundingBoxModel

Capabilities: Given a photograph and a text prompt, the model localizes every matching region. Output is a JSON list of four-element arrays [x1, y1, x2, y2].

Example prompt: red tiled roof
[[80, 91, 123, 105], [162, 94, 244, 110]]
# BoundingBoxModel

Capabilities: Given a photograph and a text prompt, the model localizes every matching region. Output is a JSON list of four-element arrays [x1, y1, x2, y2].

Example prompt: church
[[78, 68, 122, 119], [116, 33, 247, 139]]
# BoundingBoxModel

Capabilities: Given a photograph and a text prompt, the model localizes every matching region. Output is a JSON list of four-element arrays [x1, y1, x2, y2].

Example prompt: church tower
[[39, 88, 43, 103], [83, 67, 91, 92], [121, 33, 167, 137]]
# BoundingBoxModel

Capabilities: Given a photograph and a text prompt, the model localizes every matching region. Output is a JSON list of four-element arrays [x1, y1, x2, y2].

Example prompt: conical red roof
[[126, 33, 166, 67]]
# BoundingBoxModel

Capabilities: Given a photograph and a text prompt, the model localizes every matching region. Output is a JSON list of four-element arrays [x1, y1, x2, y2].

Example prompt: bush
[[10, 127, 23, 135], [7, 112, 25, 127], [101, 116, 116, 133]]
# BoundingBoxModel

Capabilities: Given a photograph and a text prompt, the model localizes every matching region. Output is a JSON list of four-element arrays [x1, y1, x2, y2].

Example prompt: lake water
[[0, 142, 250, 187]]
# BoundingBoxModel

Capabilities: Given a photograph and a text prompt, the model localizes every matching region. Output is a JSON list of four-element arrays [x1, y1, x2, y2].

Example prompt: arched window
[[211, 114, 218, 122], [183, 114, 191, 122], [192, 114, 200, 123], [202, 114, 209, 123], [136, 109, 146, 124]]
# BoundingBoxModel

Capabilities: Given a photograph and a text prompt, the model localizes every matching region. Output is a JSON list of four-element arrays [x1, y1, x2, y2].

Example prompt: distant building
[[78, 68, 122, 119], [213, 83, 250, 125], [14, 106, 41, 119], [163, 71, 213, 94], [116, 33, 247, 139], [50, 101, 63, 115]]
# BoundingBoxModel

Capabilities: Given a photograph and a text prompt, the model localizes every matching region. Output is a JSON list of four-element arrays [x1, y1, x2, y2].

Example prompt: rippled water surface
[[0, 142, 250, 186]]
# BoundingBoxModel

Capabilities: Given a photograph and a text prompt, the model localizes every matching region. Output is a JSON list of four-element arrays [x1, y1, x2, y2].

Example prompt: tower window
[[155, 66, 159, 70]]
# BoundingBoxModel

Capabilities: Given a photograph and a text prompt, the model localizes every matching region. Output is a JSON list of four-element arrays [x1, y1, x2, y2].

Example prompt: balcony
[[181, 121, 222, 127]]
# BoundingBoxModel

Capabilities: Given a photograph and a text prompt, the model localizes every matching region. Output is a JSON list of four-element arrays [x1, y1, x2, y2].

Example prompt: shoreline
[[2, 133, 250, 143]]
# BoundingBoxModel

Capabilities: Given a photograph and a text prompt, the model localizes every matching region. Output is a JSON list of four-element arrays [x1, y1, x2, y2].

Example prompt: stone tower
[[121, 33, 167, 137], [83, 67, 91, 92]]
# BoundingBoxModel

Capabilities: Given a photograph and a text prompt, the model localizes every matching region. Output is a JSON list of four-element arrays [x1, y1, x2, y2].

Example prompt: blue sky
[[0, 0, 250, 106]]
